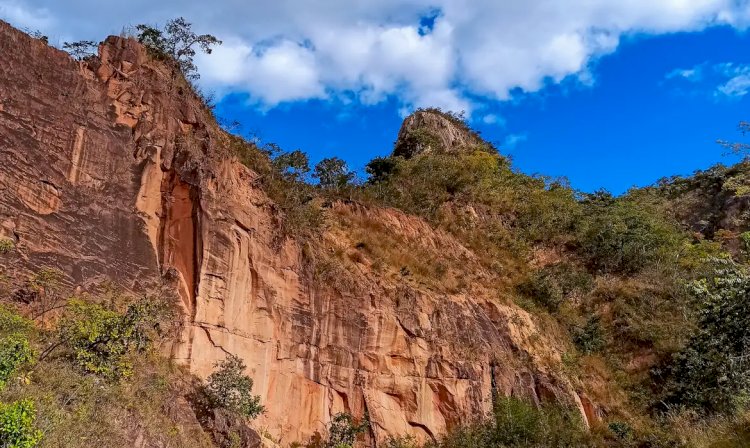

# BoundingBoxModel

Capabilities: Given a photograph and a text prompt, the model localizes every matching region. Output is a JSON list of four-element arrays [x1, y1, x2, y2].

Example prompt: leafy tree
[[0, 399, 42, 448], [325, 412, 369, 448], [58, 299, 165, 379], [204, 355, 264, 419], [313, 157, 354, 190], [661, 259, 750, 414], [0, 334, 34, 390], [365, 157, 399, 184], [135, 17, 221, 79], [62, 40, 97, 60], [577, 198, 678, 274], [273, 149, 310, 182], [572, 316, 605, 355]]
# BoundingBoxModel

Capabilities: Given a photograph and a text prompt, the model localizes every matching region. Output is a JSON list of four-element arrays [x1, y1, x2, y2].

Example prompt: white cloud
[[482, 114, 505, 126], [503, 133, 528, 149], [666, 66, 705, 82], [665, 62, 750, 98], [717, 73, 750, 97], [3, 0, 750, 113]]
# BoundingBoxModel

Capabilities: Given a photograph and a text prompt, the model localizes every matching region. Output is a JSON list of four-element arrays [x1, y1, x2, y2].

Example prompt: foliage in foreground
[[0, 289, 245, 447], [59, 299, 167, 379], [429, 396, 590, 448], [659, 259, 750, 414], [0, 399, 42, 448], [203, 355, 264, 419]]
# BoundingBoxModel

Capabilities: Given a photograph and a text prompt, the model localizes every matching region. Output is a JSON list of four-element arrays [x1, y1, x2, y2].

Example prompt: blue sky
[[3, 0, 750, 193], [215, 26, 750, 194]]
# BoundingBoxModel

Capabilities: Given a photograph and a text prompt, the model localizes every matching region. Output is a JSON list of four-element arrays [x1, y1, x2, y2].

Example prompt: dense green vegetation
[[0, 272, 263, 447]]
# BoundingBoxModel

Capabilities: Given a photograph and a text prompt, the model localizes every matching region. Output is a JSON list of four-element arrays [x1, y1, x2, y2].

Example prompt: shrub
[[0, 307, 32, 338], [740, 231, 750, 254], [660, 260, 750, 414], [204, 355, 264, 419], [382, 435, 419, 448], [518, 263, 592, 311], [0, 399, 42, 448], [428, 396, 590, 448], [577, 197, 680, 274], [0, 334, 34, 390], [324, 412, 369, 448], [573, 316, 605, 355], [59, 299, 165, 379], [0, 239, 14, 254], [608, 421, 634, 440]]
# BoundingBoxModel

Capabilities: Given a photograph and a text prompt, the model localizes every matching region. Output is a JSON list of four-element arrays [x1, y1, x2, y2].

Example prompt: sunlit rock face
[[0, 20, 591, 446]]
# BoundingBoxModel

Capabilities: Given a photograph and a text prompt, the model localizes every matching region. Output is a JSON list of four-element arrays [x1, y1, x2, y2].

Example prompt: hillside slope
[[0, 21, 590, 446]]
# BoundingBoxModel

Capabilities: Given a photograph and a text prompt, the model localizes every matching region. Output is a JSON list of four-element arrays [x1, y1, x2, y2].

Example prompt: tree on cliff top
[[314, 157, 355, 190], [135, 17, 221, 80]]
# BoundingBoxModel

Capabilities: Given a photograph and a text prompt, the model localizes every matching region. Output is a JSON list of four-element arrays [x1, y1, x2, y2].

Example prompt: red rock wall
[[0, 21, 589, 446]]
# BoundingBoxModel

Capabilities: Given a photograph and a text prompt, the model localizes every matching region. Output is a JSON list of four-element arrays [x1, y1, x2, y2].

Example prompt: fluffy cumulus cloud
[[2, 0, 750, 113]]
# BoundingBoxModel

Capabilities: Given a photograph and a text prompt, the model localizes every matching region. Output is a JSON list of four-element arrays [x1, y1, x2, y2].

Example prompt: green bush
[[518, 263, 592, 311], [577, 197, 680, 274], [204, 355, 264, 419], [0, 399, 42, 448], [0, 334, 34, 390], [427, 396, 590, 448], [0, 307, 32, 338], [0, 239, 14, 254], [382, 435, 419, 448], [573, 316, 606, 355], [59, 299, 165, 379], [324, 412, 369, 448], [661, 260, 750, 414]]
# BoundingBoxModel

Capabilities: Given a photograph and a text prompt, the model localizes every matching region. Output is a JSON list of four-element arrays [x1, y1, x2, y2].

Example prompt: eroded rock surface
[[393, 109, 488, 158], [0, 21, 588, 446]]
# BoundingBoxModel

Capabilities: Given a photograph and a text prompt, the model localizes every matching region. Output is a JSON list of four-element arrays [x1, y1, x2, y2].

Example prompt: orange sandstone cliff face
[[0, 22, 589, 445]]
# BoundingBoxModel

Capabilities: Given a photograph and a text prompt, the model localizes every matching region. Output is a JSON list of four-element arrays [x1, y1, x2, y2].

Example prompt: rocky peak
[[392, 109, 491, 158]]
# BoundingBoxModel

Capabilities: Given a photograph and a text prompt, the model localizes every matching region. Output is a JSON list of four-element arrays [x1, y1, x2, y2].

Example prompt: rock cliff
[[0, 21, 588, 445], [392, 109, 490, 158]]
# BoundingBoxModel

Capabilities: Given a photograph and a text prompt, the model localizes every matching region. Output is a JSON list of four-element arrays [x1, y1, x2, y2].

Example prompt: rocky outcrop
[[393, 109, 489, 158], [0, 21, 588, 446]]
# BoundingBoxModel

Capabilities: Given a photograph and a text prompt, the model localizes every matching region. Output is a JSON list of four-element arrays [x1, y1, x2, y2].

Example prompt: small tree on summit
[[135, 17, 221, 80], [314, 157, 354, 190], [63, 40, 97, 60]]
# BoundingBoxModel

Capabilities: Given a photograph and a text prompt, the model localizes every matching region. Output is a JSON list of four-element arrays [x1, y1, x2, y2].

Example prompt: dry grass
[[324, 203, 490, 295]]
